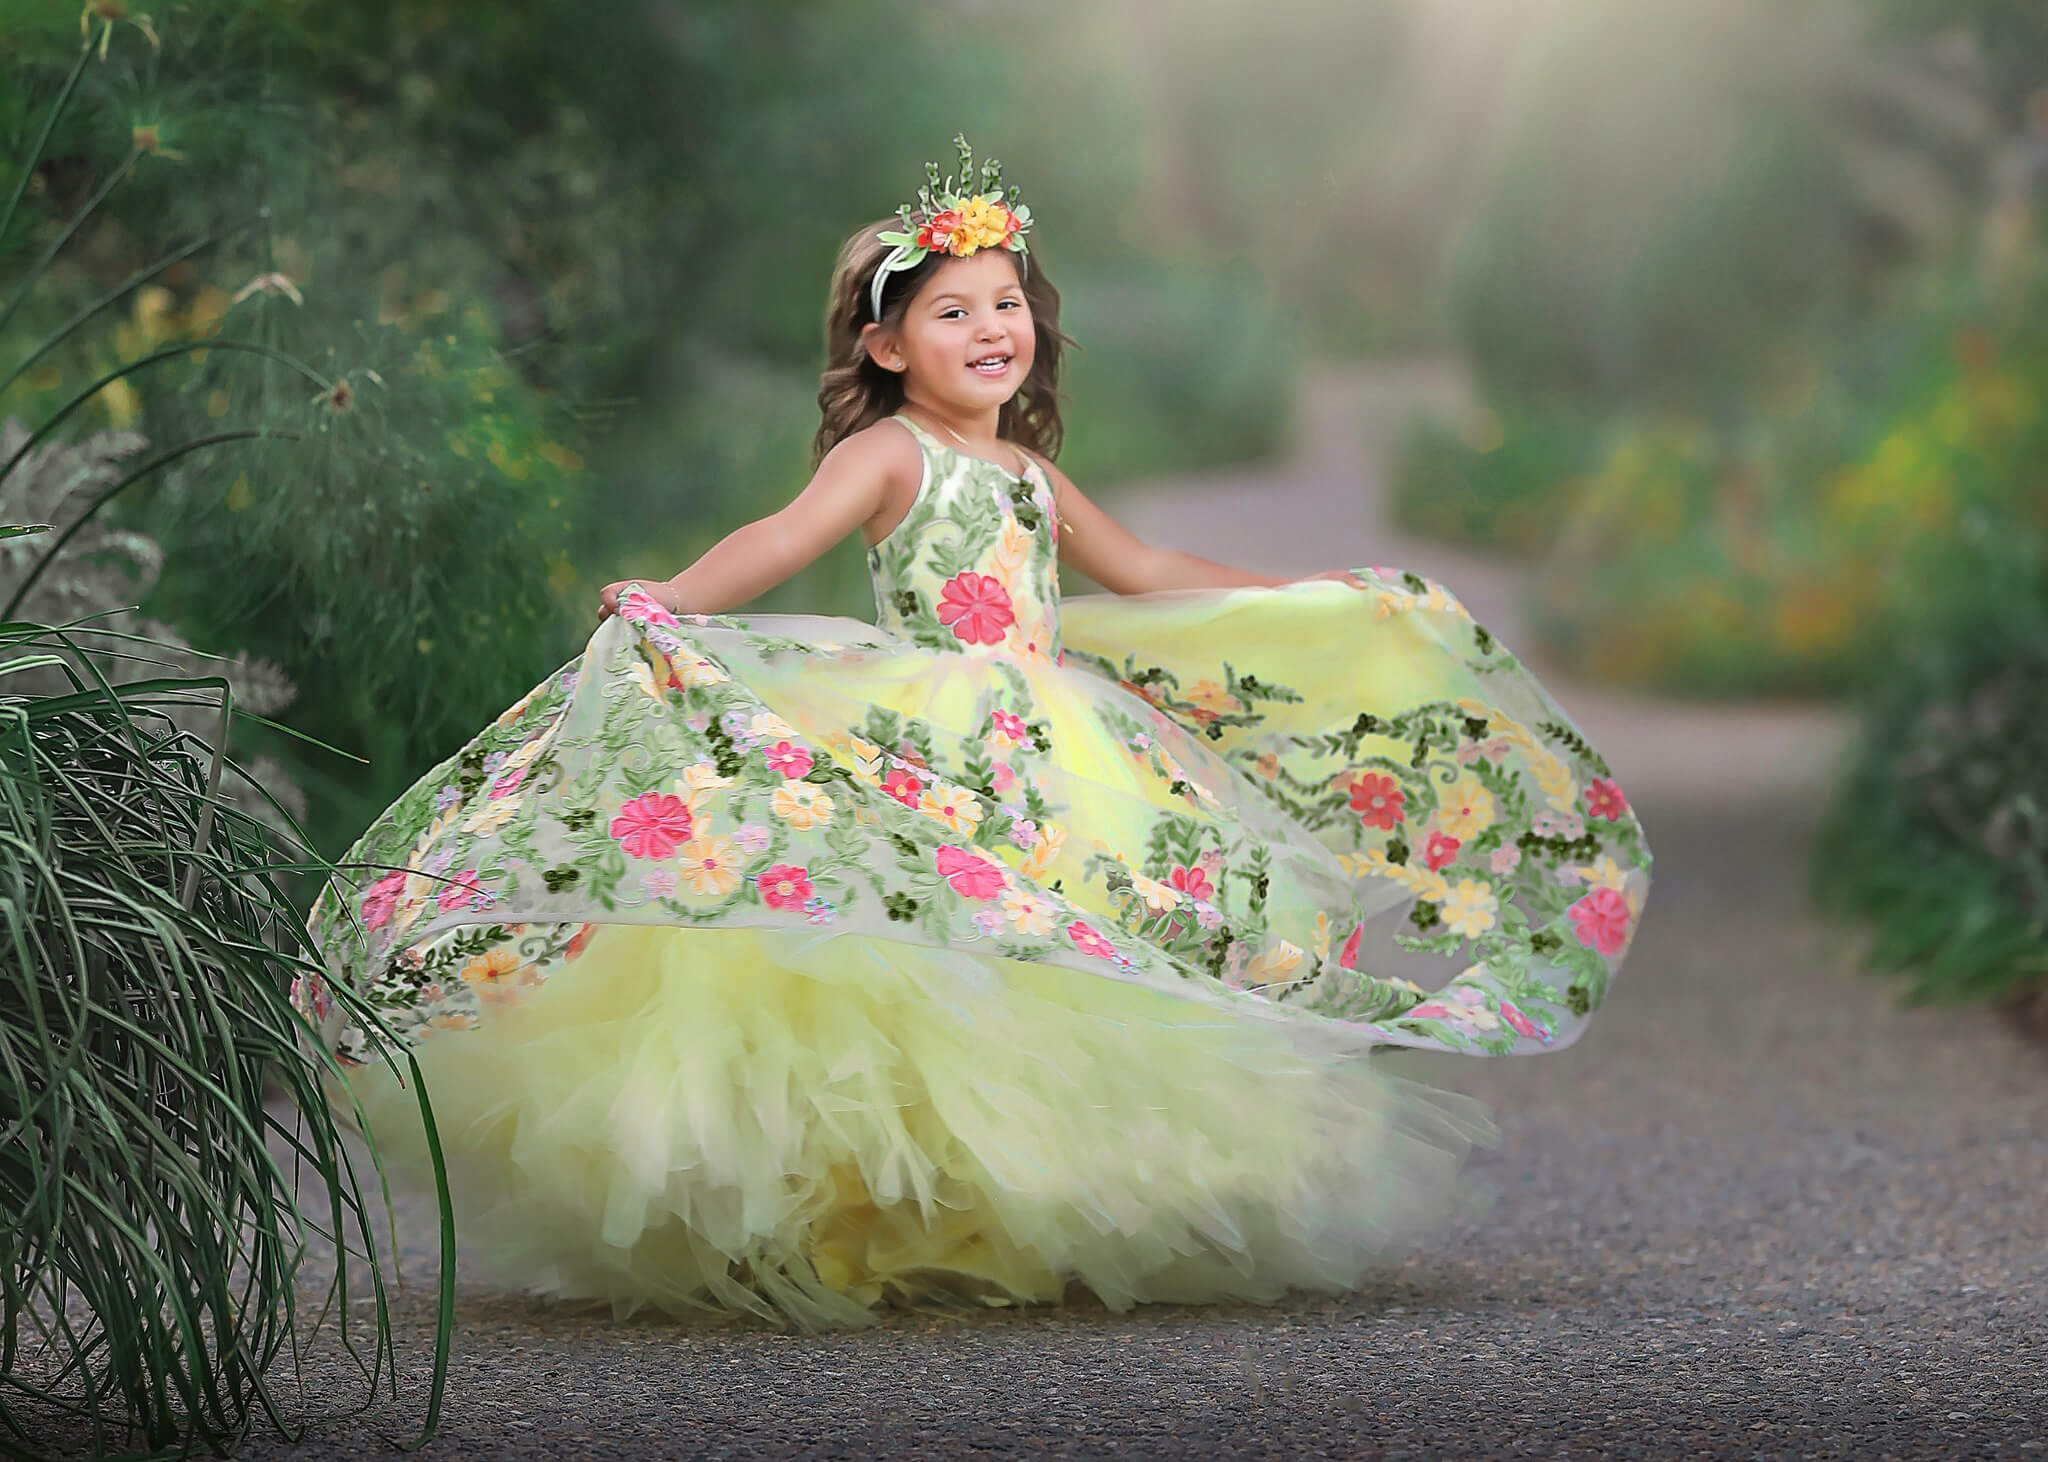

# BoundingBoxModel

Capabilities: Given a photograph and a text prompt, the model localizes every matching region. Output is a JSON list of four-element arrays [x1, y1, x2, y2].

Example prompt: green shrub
[[1812, 526, 2048, 1004]]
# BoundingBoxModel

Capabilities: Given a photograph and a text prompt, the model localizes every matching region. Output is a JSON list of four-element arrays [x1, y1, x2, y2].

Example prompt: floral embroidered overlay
[[300, 420, 1651, 1064]]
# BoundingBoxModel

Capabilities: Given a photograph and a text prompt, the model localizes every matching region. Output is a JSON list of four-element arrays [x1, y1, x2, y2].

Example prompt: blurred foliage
[[1523, 266, 2048, 694], [1447, 0, 1991, 410], [1391, 403, 1608, 555], [1812, 527, 2048, 1007]]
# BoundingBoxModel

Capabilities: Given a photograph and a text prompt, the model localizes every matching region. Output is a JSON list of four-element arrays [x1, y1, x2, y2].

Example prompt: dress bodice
[[866, 414, 1064, 662]]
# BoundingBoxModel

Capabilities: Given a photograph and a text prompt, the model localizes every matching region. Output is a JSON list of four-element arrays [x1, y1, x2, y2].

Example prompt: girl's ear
[[859, 322, 905, 373]]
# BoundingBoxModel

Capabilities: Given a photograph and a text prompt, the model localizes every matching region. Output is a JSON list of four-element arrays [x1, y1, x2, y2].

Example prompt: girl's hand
[[596, 578, 675, 623], [1298, 568, 1370, 589]]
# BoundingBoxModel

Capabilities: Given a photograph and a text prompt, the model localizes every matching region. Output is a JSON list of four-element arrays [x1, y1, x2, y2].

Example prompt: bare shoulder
[[827, 415, 924, 490]]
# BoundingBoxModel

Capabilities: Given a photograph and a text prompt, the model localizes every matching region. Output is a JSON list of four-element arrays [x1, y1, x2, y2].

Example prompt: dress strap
[[889, 412, 941, 450], [890, 412, 1032, 482]]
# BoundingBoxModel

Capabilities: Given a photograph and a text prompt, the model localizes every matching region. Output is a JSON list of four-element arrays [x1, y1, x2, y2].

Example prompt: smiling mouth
[[969, 354, 1013, 375]]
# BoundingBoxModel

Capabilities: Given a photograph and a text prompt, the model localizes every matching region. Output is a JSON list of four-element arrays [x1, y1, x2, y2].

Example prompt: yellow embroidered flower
[[771, 780, 834, 830], [1184, 678, 1242, 715], [1001, 888, 1055, 936], [1458, 1002, 1501, 1032], [1456, 698, 1575, 811], [1574, 854, 1629, 892], [628, 661, 664, 702], [1437, 775, 1497, 840], [459, 946, 525, 986], [1020, 820, 1065, 879], [1441, 880, 1499, 938], [1127, 871, 1181, 916], [1242, 940, 1306, 986], [917, 783, 983, 836], [674, 655, 728, 688], [750, 711, 797, 740], [461, 794, 521, 836], [1312, 910, 1331, 960], [1572, 854, 1647, 919], [676, 761, 734, 816], [494, 685, 541, 726], [677, 835, 740, 897]]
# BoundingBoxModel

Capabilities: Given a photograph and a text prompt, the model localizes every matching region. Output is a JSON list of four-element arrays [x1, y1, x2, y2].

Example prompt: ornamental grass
[[1, 34, 452, 1459]]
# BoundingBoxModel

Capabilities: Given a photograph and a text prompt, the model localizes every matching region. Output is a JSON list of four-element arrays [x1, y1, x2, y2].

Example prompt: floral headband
[[869, 133, 1034, 324]]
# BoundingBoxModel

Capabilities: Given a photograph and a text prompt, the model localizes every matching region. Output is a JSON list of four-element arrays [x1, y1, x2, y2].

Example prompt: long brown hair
[[813, 218, 1074, 467]]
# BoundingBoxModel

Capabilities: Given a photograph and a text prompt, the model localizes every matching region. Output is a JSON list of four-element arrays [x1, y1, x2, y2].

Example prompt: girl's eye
[[940, 301, 1024, 319]]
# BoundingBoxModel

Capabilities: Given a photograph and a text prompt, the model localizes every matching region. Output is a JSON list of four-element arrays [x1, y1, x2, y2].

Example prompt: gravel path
[[59, 365, 2048, 1459]]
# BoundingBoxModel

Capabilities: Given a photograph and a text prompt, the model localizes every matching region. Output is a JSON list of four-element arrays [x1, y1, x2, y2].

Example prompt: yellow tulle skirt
[[347, 921, 1495, 1331]]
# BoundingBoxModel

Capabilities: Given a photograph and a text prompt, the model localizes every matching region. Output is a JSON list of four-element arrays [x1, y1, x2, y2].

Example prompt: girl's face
[[876, 249, 1035, 410]]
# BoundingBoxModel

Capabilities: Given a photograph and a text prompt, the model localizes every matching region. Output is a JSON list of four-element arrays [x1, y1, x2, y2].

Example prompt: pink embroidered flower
[[1567, 886, 1633, 955], [362, 871, 407, 931], [1585, 777, 1630, 822], [1008, 817, 1040, 849], [641, 869, 679, 899], [1499, 1000, 1552, 1042], [990, 709, 1028, 741], [1423, 831, 1462, 871], [436, 869, 486, 912], [757, 863, 813, 911], [1349, 773, 1406, 830], [991, 761, 1016, 793], [1457, 736, 1513, 765], [489, 763, 527, 799], [1406, 1002, 1453, 1021], [935, 844, 1006, 900], [1533, 808, 1585, 839], [1168, 864, 1214, 901], [882, 767, 924, 806], [935, 571, 1015, 645], [733, 822, 771, 854], [1337, 923, 1363, 970], [618, 588, 680, 629], [764, 739, 813, 778], [610, 792, 694, 860], [1066, 919, 1115, 959], [1490, 844, 1522, 875]]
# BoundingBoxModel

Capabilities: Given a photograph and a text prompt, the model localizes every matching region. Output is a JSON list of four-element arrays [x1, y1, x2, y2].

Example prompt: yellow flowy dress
[[297, 413, 1651, 1330]]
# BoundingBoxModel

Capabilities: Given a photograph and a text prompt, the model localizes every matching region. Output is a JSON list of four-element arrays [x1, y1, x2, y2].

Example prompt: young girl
[[298, 136, 1652, 1332]]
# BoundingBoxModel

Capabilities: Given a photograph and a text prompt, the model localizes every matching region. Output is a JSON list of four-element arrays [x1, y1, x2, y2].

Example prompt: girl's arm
[[1027, 452, 1356, 593], [598, 427, 915, 619]]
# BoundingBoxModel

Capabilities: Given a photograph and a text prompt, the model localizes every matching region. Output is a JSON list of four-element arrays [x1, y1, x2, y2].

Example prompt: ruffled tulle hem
[[345, 922, 1497, 1331]]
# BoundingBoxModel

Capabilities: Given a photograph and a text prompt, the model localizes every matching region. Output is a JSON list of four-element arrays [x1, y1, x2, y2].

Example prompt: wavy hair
[[813, 218, 1074, 467]]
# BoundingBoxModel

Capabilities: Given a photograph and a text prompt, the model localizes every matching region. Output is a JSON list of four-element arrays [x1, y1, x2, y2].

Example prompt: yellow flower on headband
[[954, 195, 1015, 256]]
